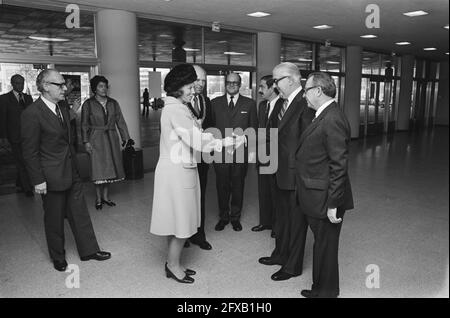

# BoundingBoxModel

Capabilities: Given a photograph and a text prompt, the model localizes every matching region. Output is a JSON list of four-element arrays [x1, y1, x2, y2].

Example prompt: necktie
[[278, 99, 289, 121], [229, 95, 235, 109], [193, 95, 200, 115], [55, 104, 64, 126], [264, 101, 270, 126], [18, 93, 25, 108]]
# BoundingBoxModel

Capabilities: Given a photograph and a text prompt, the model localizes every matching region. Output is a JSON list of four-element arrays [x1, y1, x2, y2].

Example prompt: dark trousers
[[271, 187, 307, 275], [191, 162, 209, 242], [42, 180, 99, 261], [306, 209, 345, 298], [257, 172, 276, 227], [10, 142, 32, 192], [214, 162, 247, 222]]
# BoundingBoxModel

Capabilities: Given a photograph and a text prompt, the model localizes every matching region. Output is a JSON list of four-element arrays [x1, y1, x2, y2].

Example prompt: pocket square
[[241, 111, 248, 114]]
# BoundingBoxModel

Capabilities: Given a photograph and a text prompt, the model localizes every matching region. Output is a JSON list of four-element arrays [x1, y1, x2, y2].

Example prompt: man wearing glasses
[[258, 63, 314, 281], [210, 73, 257, 232], [21, 69, 111, 272], [296, 72, 353, 298]]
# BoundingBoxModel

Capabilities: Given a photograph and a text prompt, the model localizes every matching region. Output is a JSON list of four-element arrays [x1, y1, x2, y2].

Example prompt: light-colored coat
[[150, 96, 216, 238], [81, 97, 130, 182]]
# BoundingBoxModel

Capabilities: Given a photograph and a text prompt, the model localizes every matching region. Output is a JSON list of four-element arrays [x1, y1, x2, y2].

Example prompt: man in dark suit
[[210, 73, 258, 232], [296, 72, 354, 298], [252, 75, 283, 236], [21, 69, 111, 272], [186, 65, 213, 250], [0, 74, 34, 196], [258, 63, 315, 281]]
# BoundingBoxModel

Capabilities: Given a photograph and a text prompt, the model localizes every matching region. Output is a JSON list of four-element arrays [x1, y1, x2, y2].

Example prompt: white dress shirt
[[315, 99, 335, 119], [227, 93, 240, 106], [284, 85, 303, 112], [41, 95, 58, 115], [267, 95, 280, 118]]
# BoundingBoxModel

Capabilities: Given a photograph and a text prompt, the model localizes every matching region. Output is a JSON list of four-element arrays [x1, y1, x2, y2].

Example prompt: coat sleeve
[[247, 99, 258, 153], [169, 106, 218, 153], [21, 109, 45, 186], [114, 101, 130, 142], [0, 95, 6, 138], [324, 113, 350, 209], [80, 100, 90, 144]]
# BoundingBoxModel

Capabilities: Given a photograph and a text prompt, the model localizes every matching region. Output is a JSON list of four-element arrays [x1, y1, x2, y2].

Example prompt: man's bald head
[[193, 65, 206, 95]]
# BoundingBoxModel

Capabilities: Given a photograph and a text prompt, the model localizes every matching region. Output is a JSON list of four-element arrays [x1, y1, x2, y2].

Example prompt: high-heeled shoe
[[101, 199, 116, 207], [95, 201, 102, 210], [165, 263, 194, 284]]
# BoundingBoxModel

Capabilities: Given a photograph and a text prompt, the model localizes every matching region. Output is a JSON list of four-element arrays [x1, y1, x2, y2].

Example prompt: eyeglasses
[[273, 76, 290, 85], [304, 85, 320, 93], [226, 81, 241, 86], [47, 82, 67, 89]]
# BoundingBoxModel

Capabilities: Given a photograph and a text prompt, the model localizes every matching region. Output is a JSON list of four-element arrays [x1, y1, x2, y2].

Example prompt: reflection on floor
[[0, 128, 448, 297]]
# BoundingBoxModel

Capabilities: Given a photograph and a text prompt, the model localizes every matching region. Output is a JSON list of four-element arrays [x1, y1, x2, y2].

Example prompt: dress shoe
[[80, 251, 111, 261], [215, 220, 229, 231], [190, 239, 212, 250], [258, 257, 282, 266], [231, 220, 242, 231], [165, 263, 194, 284], [271, 269, 300, 281], [95, 201, 102, 210], [301, 290, 316, 298], [53, 259, 68, 272], [251, 224, 271, 232], [101, 199, 116, 207]]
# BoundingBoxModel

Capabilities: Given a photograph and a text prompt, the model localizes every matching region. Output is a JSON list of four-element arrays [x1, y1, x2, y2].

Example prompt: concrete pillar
[[397, 55, 415, 131], [343, 46, 362, 138], [257, 32, 281, 105], [435, 61, 449, 126], [95, 10, 141, 147]]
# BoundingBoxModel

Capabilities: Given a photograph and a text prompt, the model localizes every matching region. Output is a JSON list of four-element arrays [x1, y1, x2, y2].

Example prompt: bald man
[[258, 63, 315, 281], [21, 69, 111, 272]]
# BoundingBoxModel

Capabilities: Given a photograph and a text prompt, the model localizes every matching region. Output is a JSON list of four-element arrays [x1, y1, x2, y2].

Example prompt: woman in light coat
[[81, 76, 134, 210], [150, 64, 232, 284]]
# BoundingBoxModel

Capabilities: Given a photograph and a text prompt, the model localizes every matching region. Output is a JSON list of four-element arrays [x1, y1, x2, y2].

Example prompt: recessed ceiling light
[[423, 47, 437, 51], [184, 48, 200, 52], [326, 61, 340, 64], [444, 25, 449, 30], [29, 36, 69, 42], [298, 58, 312, 62], [360, 35, 378, 39], [313, 25, 333, 29], [247, 12, 271, 18], [224, 52, 246, 55], [396, 42, 411, 45], [446, 52, 449, 55], [218, 40, 228, 43], [159, 34, 171, 38], [403, 10, 428, 17]]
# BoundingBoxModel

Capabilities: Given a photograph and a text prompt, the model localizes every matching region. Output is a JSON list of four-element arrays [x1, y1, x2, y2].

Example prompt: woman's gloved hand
[[122, 138, 135, 148]]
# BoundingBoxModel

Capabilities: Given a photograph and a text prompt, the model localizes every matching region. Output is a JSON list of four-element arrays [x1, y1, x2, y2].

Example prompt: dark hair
[[164, 64, 197, 97], [90, 75, 108, 94], [260, 75, 279, 95], [307, 72, 336, 98]]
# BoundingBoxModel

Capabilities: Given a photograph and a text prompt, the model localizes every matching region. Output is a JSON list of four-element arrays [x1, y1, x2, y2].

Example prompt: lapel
[[268, 98, 283, 128], [278, 90, 304, 132], [8, 91, 19, 108], [37, 98, 69, 141], [296, 102, 336, 153], [230, 94, 242, 119], [58, 102, 71, 144]]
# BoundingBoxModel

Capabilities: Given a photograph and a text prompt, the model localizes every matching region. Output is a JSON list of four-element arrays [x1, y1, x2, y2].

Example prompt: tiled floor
[[0, 128, 448, 298]]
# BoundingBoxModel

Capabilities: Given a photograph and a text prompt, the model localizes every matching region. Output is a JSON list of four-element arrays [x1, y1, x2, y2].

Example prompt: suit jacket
[[194, 94, 212, 130], [295, 102, 354, 219], [275, 90, 315, 190], [210, 94, 258, 162], [0, 91, 33, 143], [257, 98, 283, 167], [21, 97, 77, 191]]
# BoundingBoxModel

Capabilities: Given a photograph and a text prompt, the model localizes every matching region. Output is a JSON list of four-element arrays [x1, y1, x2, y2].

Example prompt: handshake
[[204, 133, 246, 154]]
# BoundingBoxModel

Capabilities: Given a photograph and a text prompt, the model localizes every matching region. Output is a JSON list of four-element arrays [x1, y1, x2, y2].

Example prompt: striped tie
[[278, 99, 289, 121]]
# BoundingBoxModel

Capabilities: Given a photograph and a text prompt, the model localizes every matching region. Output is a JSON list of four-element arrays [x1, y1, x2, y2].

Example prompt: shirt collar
[[315, 99, 335, 118], [41, 95, 58, 111], [268, 95, 280, 108], [227, 93, 239, 103], [285, 85, 303, 107]]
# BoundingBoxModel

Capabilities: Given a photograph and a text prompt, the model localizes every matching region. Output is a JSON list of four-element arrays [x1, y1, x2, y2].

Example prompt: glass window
[[204, 29, 254, 66], [362, 51, 381, 75], [318, 45, 342, 73], [138, 19, 203, 63], [281, 38, 313, 70], [0, 4, 95, 58], [0, 63, 44, 99]]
